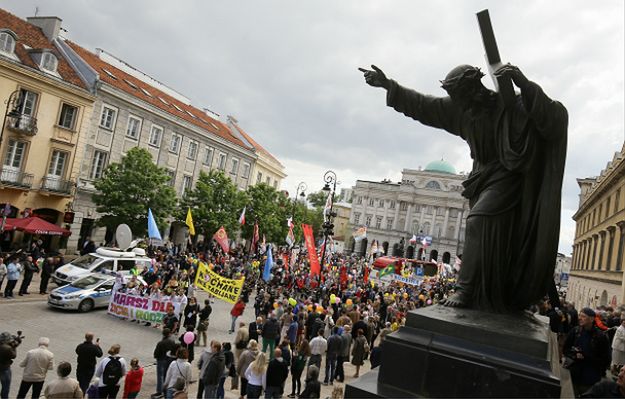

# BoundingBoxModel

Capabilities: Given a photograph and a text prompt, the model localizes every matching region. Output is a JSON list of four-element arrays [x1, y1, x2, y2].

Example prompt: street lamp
[[319, 170, 337, 267], [0, 89, 22, 149]]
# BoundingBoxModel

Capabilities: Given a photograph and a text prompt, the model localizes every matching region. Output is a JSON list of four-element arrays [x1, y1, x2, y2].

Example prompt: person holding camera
[[75, 333, 103, 395], [0, 331, 22, 399], [563, 307, 611, 397]]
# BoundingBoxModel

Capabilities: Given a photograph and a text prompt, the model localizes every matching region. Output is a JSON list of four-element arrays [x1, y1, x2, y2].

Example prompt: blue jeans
[[0, 368, 10, 399], [165, 387, 175, 399], [156, 358, 169, 395], [324, 356, 337, 383], [217, 376, 226, 399], [230, 316, 238, 332], [246, 383, 262, 399]]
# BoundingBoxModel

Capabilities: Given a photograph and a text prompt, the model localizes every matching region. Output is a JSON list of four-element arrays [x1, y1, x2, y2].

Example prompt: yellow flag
[[186, 208, 195, 236]]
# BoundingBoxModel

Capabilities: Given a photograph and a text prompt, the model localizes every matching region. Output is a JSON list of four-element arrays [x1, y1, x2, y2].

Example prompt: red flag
[[301, 224, 320, 277], [363, 265, 370, 284], [238, 207, 246, 225], [282, 253, 290, 271], [212, 226, 230, 253], [340, 265, 348, 288], [250, 222, 259, 253]]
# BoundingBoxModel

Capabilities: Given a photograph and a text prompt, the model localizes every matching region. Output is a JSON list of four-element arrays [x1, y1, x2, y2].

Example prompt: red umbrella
[[3, 217, 71, 236]]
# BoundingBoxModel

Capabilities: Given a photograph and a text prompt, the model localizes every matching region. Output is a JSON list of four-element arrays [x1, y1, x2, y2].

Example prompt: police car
[[47, 273, 145, 312], [53, 247, 151, 285]]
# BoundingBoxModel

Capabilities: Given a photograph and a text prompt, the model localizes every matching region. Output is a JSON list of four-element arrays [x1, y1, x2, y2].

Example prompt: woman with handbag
[[351, 329, 368, 378], [197, 300, 212, 347]]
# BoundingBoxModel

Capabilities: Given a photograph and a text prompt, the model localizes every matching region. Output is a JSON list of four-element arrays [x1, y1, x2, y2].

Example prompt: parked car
[[47, 273, 146, 312], [52, 247, 150, 285]]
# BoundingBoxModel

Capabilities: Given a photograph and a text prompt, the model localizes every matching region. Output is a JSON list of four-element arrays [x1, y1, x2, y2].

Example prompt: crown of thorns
[[440, 67, 485, 91]]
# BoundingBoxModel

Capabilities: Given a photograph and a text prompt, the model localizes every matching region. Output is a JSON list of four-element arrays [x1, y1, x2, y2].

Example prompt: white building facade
[[348, 160, 470, 264]]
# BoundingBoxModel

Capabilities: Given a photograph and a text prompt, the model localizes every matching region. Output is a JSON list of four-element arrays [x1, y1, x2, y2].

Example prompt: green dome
[[424, 159, 456, 174]]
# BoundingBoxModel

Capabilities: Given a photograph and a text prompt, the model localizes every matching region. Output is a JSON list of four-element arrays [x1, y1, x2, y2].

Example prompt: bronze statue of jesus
[[359, 64, 568, 312]]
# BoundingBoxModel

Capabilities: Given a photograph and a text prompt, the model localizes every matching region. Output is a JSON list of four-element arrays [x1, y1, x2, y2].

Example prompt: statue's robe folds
[[387, 80, 568, 312]]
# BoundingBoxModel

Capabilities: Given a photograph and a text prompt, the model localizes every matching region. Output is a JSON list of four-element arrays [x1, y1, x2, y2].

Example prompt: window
[[123, 79, 138, 90], [99, 105, 117, 130], [400, 201, 408, 211], [3, 139, 27, 169], [0, 32, 16, 54], [354, 213, 361, 225], [217, 153, 226, 170], [425, 205, 433, 214], [365, 215, 372, 227], [414, 204, 421, 213], [378, 199, 385, 208], [47, 150, 68, 177], [181, 175, 192, 195], [436, 207, 445, 216], [426, 180, 442, 190], [90, 150, 108, 179], [17, 89, 38, 116], [369, 198, 375, 206], [169, 133, 182, 153], [148, 125, 163, 147], [242, 163, 250, 178], [389, 200, 395, 209], [140, 88, 152, 97], [187, 141, 198, 160], [273, 180, 278, 189], [386, 218, 394, 230], [357, 196, 363, 205], [40, 52, 58, 73], [101, 68, 117, 80], [450, 208, 459, 218], [58, 103, 78, 130], [126, 115, 142, 140], [616, 189, 621, 212], [266, 176, 271, 185], [203, 147, 213, 165], [166, 170, 176, 186], [230, 158, 239, 174], [257, 172, 262, 184], [375, 216, 382, 229]]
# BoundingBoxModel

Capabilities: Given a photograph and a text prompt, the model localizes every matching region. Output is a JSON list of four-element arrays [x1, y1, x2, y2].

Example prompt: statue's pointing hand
[[494, 63, 529, 90], [358, 65, 390, 89]]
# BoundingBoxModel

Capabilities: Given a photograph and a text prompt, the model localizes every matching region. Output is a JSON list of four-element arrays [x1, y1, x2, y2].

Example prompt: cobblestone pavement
[[1, 283, 371, 398]]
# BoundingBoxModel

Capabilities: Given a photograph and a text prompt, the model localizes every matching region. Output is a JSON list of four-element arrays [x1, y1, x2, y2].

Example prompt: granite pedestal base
[[345, 305, 572, 398]]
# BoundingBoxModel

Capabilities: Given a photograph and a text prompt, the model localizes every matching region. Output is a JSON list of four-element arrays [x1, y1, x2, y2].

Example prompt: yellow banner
[[194, 262, 244, 304]]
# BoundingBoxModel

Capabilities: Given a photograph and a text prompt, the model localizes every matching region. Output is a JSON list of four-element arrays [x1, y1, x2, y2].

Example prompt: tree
[[93, 147, 176, 236], [307, 191, 329, 208], [241, 183, 287, 244], [179, 170, 247, 238]]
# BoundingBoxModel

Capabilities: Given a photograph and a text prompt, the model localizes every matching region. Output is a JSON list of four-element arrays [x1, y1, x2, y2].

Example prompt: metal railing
[[0, 168, 34, 188], [40, 176, 73, 195], [6, 114, 38, 135]]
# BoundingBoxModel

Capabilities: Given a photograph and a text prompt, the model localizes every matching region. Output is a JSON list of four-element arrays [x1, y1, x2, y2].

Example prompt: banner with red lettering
[[213, 226, 230, 253], [302, 224, 320, 277], [108, 291, 174, 323]]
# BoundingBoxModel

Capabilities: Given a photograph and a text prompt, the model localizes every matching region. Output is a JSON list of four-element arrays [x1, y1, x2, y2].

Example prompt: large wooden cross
[[476, 9, 515, 106]]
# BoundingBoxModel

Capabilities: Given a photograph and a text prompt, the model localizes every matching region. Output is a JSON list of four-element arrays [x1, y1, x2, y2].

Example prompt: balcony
[[6, 113, 38, 136], [40, 176, 73, 196], [0, 168, 34, 189]]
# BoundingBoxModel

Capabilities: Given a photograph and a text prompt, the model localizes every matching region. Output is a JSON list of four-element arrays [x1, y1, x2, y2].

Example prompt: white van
[[53, 247, 151, 285]]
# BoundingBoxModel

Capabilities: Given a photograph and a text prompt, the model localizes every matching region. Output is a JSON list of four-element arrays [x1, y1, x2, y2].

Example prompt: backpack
[[102, 356, 123, 386]]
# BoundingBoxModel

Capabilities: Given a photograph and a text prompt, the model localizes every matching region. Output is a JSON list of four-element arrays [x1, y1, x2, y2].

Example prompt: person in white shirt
[[94, 344, 127, 399], [163, 347, 192, 399], [17, 337, 54, 399], [308, 329, 327, 370], [244, 352, 268, 399]]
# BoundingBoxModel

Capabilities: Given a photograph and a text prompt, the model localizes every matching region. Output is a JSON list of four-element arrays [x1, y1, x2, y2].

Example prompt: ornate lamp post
[[292, 182, 307, 215], [319, 170, 337, 267], [0, 89, 22, 149]]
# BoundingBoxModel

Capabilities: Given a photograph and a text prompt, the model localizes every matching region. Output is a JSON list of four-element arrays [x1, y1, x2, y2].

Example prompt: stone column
[[404, 203, 413, 232], [442, 208, 450, 238], [607, 226, 616, 271], [392, 202, 400, 230], [598, 231, 607, 271]]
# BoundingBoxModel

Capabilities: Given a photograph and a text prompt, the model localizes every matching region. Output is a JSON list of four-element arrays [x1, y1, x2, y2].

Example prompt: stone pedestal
[[345, 305, 573, 398]]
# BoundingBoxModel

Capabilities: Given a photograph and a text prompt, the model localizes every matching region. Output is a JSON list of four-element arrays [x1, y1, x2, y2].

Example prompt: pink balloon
[[426, 299, 432, 305], [183, 331, 195, 345]]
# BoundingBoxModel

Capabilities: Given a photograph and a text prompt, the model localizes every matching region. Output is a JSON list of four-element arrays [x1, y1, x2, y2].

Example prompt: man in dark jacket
[[39, 257, 54, 294], [265, 348, 289, 398], [262, 315, 280, 359], [563, 307, 611, 397], [323, 327, 342, 385], [75, 332, 103, 394], [336, 325, 352, 383], [153, 328, 177, 397], [18, 256, 37, 295], [202, 341, 225, 399], [249, 316, 263, 344]]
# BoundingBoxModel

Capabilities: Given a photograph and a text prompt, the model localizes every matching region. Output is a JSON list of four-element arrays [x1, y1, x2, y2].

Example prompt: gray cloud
[[4, 0, 623, 255]]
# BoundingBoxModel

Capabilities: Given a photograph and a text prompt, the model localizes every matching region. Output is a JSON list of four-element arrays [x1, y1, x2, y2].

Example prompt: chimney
[[26, 16, 63, 41]]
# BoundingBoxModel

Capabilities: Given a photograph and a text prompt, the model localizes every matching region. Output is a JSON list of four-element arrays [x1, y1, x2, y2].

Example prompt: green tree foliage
[[92, 147, 176, 236], [241, 183, 287, 243], [179, 170, 247, 237], [307, 190, 329, 208]]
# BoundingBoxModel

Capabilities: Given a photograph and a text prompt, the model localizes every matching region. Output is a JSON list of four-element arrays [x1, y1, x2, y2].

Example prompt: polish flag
[[238, 206, 246, 225]]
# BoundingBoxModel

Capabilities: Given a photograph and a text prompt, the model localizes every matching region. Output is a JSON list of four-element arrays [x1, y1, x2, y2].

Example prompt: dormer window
[[40, 52, 58, 73], [0, 31, 17, 54], [172, 104, 183, 112], [101, 68, 117, 80], [140, 88, 152, 97]]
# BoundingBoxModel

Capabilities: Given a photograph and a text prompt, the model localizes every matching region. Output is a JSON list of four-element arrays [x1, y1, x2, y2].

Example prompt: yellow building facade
[[0, 12, 94, 250], [567, 143, 625, 308]]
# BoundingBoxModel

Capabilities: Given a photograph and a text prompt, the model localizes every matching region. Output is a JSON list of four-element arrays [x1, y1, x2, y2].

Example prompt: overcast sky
[[4, 1, 623, 254]]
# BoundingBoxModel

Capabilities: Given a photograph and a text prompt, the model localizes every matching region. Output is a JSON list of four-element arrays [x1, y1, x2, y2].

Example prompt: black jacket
[[75, 341, 103, 369], [266, 358, 289, 388], [262, 318, 280, 340], [153, 337, 177, 361], [203, 351, 225, 386], [326, 334, 342, 360]]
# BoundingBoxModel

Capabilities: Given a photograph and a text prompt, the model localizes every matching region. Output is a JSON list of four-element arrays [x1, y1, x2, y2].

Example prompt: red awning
[[3, 217, 71, 236]]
